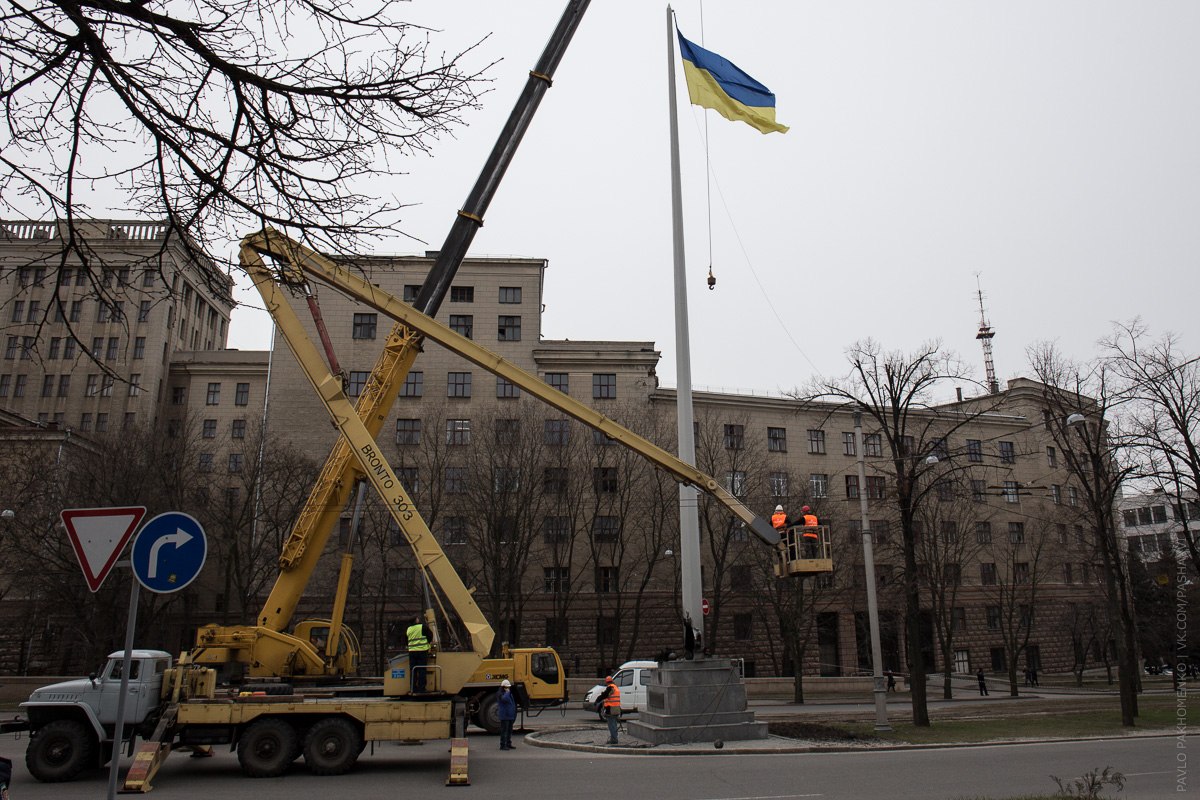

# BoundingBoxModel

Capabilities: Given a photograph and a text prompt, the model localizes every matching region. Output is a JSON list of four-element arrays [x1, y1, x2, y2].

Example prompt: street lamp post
[[853, 412, 892, 731]]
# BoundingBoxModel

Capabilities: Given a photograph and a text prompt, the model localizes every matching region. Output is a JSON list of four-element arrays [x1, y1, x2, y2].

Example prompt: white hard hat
[[775, 505, 784, 513], [500, 679, 511, 687]]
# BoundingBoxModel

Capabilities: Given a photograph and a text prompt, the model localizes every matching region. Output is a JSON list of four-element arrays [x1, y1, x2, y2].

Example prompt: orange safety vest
[[802, 514, 819, 539], [603, 682, 621, 709], [771, 512, 787, 530]]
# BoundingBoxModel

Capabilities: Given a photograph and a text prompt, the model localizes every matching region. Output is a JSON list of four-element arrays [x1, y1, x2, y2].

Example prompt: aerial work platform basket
[[775, 525, 834, 577]]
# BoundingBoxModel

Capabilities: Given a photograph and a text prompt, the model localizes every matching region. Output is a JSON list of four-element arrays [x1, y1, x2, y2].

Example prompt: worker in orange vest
[[771, 504, 788, 530], [800, 505, 820, 558], [600, 675, 622, 745]]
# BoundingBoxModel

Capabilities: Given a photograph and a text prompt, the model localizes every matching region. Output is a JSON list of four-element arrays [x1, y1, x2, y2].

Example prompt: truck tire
[[237, 718, 297, 778], [475, 692, 501, 735], [25, 719, 96, 783], [241, 683, 293, 696], [302, 718, 361, 776]]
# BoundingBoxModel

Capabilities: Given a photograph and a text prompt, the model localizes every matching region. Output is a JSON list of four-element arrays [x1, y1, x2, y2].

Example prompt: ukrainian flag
[[677, 29, 789, 135]]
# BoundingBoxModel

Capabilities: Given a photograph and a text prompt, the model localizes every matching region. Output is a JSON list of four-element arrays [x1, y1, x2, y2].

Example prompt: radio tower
[[975, 277, 1000, 394]]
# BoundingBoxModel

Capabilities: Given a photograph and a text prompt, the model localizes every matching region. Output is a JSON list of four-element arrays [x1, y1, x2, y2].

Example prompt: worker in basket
[[800, 505, 820, 559]]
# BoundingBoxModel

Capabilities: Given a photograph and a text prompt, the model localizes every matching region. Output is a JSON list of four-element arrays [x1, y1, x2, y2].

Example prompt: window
[[543, 467, 568, 496], [980, 563, 997, 586], [79, 412, 92, 432], [546, 372, 568, 393], [171, 386, 186, 405], [1046, 446, 1058, 467], [496, 376, 520, 399], [986, 606, 1001, 630], [971, 479, 986, 502], [95, 412, 108, 432], [128, 374, 141, 397], [931, 438, 949, 459], [100, 375, 114, 397], [352, 313, 377, 339], [734, 613, 753, 641], [12, 374, 25, 398], [138, 300, 151, 322], [26, 300, 40, 322], [497, 315, 521, 341], [596, 616, 618, 647], [544, 419, 569, 446], [543, 516, 570, 544], [845, 475, 859, 499], [767, 426, 787, 452], [975, 521, 992, 544], [864, 433, 882, 457], [105, 337, 119, 361], [400, 371, 424, 397], [592, 429, 615, 446], [725, 470, 747, 497], [97, 302, 110, 323], [142, 268, 156, 288], [235, 382, 249, 406], [544, 567, 570, 593], [494, 417, 519, 444], [1050, 484, 1062, 504], [444, 467, 468, 494], [807, 429, 826, 454], [85, 374, 98, 397], [228, 453, 244, 473], [1062, 563, 1074, 584], [70, 300, 83, 322], [396, 419, 421, 445], [3, 337, 16, 360], [0, 375, 8, 397], [770, 471, 789, 497], [449, 314, 473, 338], [1002, 480, 1020, 503], [592, 373, 616, 399], [595, 566, 619, 593], [724, 424, 744, 450], [206, 382, 221, 405], [1068, 486, 1079, 507], [1006, 522, 1024, 543], [10, 300, 23, 323], [446, 419, 471, 445], [1057, 523, 1068, 544], [122, 412, 134, 430], [951, 607, 967, 633], [967, 439, 983, 463], [591, 516, 619, 543], [866, 476, 886, 500], [940, 520, 959, 543], [729, 564, 752, 592], [347, 371, 370, 398], [198, 452, 213, 472], [1014, 562, 1030, 584], [842, 431, 857, 456], [499, 286, 522, 304], [133, 337, 145, 360], [998, 441, 1015, 463], [403, 284, 422, 302], [63, 339, 76, 360], [450, 286, 473, 303], [19, 336, 33, 360], [397, 467, 419, 494], [593, 467, 619, 493], [231, 419, 246, 439], [935, 480, 954, 501], [40, 375, 54, 398], [447, 371, 472, 398]]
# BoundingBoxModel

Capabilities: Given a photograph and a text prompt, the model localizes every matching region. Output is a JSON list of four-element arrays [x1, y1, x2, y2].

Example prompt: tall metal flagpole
[[666, 5, 703, 651]]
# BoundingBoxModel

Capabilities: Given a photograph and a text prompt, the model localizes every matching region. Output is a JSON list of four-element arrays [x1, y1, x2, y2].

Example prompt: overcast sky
[[226, 0, 1200, 397]]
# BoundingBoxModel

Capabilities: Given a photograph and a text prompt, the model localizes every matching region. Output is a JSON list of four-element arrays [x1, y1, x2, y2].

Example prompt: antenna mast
[[975, 276, 999, 394]]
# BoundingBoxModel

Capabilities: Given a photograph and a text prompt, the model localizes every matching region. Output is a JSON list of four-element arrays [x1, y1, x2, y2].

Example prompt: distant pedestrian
[[1029, 667, 1039, 687], [497, 679, 517, 750], [886, 670, 896, 693], [976, 668, 989, 696]]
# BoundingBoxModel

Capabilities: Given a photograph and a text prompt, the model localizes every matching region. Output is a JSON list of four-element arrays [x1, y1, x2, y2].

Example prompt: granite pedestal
[[625, 658, 767, 745]]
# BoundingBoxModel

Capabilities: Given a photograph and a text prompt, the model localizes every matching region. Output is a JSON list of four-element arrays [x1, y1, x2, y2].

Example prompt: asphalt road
[[0, 724, 1186, 800]]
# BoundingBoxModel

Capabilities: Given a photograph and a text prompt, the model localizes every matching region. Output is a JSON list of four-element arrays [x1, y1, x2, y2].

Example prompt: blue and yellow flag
[[676, 29, 788, 135]]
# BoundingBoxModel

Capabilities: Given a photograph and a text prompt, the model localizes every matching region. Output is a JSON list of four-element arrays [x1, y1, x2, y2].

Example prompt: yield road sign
[[60, 507, 147, 592], [131, 512, 207, 593]]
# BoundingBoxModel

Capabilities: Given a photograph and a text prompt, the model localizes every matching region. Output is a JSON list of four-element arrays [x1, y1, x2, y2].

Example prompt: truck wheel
[[25, 719, 96, 782], [241, 683, 293, 696], [302, 718, 361, 776], [475, 693, 501, 735], [237, 718, 298, 778]]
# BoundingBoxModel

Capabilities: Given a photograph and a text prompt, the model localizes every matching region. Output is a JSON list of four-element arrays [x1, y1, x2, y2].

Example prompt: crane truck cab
[[18, 650, 172, 782]]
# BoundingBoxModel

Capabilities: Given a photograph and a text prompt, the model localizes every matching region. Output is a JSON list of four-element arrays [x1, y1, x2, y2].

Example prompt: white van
[[583, 660, 657, 718]]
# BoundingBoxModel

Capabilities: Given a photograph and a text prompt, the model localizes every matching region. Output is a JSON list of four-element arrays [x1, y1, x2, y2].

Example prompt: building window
[[446, 419, 471, 446], [206, 382, 220, 405], [233, 382, 249, 406], [1068, 486, 1079, 507], [544, 567, 570, 593], [842, 431, 857, 456], [105, 337, 119, 361], [79, 412, 92, 432], [449, 314, 473, 339], [494, 418, 519, 444], [968, 479, 985, 502], [100, 375, 114, 397], [10, 300, 23, 323], [1002, 481, 1019, 503], [444, 466, 468, 494], [864, 433, 882, 457], [198, 452, 213, 472], [1046, 446, 1057, 467], [450, 286, 474, 303], [1014, 562, 1030, 584], [403, 284, 422, 302], [0, 375, 8, 397], [866, 476, 886, 500], [95, 412, 108, 432], [595, 566, 619, 593], [807, 429, 826, 454], [935, 480, 954, 501], [998, 441, 1015, 463], [966, 439, 983, 463], [496, 376, 520, 399], [724, 424, 744, 450], [3, 337, 16, 360], [231, 419, 246, 439], [951, 607, 967, 633], [592, 429, 616, 446], [986, 606, 1001, 630], [203, 419, 218, 439], [396, 419, 421, 445], [940, 520, 959, 543], [128, 374, 141, 397], [397, 467, 419, 494], [84, 374, 98, 398], [546, 372, 568, 393], [593, 467, 619, 494], [770, 472, 789, 498], [171, 386, 186, 405], [400, 371, 423, 397], [40, 375, 53, 398], [980, 563, 997, 586], [543, 516, 570, 544], [70, 299, 83, 322], [975, 521, 992, 544], [1062, 563, 1074, 584], [544, 419, 569, 446], [725, 470, 747, 497], [543, 467, 568, 496], [592, 373, 616, 399], [1050, 484, 1062, 504], [596, 616, 618, 647], [499, 286, 522, 304], [27, 300, 41, 322], [767, 426, 787, 452], [347, 371, 370, 398], [733, 613, 753, 641], [12, 375, 25, 398], [20, 336, 33, 360], [497, 315, 521, 341], [845, 475, 859, 499], [447, 371, 472, 398], [591, 516, 619, 543], [352, 313, 377, 339]]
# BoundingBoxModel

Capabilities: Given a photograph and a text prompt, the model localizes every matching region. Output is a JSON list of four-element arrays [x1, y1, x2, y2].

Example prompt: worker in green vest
[[407, 614, 432, 693]]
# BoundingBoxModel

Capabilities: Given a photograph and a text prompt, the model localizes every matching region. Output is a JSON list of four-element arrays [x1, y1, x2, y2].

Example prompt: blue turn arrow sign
[[131, 512, 207, 593]]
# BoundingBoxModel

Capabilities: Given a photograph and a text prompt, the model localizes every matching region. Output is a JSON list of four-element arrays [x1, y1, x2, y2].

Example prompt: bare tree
[[979, 518, 1051, 696], [1, 0, 491, 269]]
